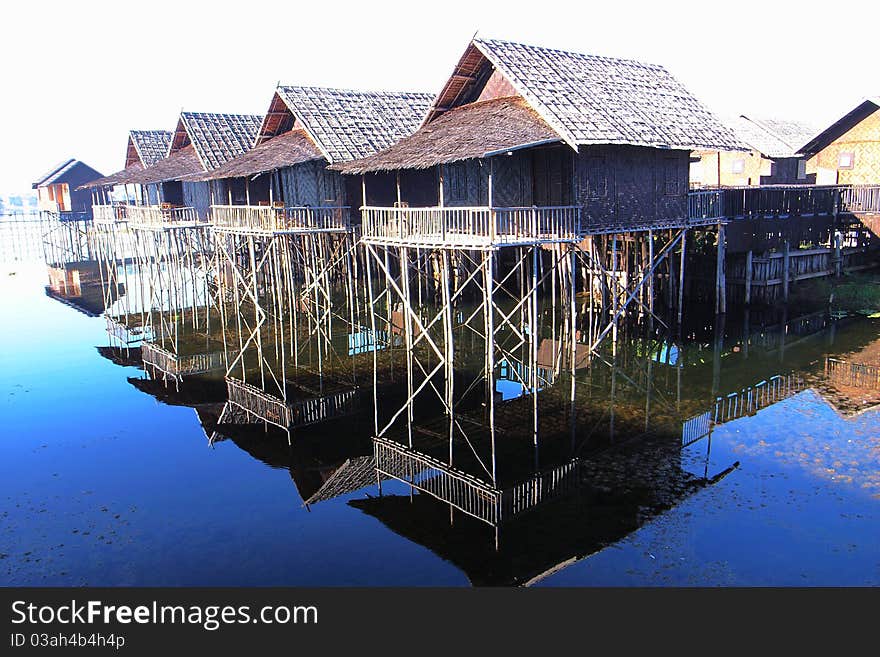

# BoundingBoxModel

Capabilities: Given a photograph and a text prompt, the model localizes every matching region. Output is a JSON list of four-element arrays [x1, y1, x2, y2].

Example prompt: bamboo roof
[[268, 86, 433, 163], [182, 128, 323, 181], [798, 97, 880, 155], [171, 112, 263, 170], [332, 96, 559, 173], [724, 115, 817, 158]]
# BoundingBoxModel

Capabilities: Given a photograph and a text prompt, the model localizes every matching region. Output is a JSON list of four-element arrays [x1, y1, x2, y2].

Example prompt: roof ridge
[[474, 36, 668, 71], [278, 84, 433, 98]]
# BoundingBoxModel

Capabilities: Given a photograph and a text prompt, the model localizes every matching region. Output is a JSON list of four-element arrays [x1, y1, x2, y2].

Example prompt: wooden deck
[[688, 184, 880, 222]]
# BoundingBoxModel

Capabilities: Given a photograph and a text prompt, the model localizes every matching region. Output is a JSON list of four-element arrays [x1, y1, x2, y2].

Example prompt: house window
[[664, 157, 681, 195], [838, 152, 855, 169], [797, 159, 807, 180], [731, 159, 745, 174], [586, 156, 607, 198]]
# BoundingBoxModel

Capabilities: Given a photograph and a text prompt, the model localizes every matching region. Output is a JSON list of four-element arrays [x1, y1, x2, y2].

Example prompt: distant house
[[691, 115, 816, 187], [185, 85, 433, 218], [33, 158, 104, 217], [799, 98, 880, 185], [334, 37, 742, 232]]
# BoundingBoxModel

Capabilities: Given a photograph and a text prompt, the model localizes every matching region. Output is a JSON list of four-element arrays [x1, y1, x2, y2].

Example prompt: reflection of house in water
[[44, 262, 119, 317], [353, 428, 738, 586], [209, 415, 384, 508]]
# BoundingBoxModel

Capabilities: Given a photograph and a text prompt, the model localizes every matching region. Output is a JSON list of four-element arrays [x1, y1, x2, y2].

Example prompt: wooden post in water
[[782, 239, 790, 303], [677, 228, 686, 327], [715, 223, 726, 314], [744, 250, 753, 305]]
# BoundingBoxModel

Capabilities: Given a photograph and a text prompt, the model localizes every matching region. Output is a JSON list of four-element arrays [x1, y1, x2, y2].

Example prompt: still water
[[1, 260, 878, 586]]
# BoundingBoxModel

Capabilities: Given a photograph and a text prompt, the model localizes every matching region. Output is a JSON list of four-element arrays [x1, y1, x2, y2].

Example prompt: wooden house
[[691, 115, 817, 187], [33, 158, 104, 218], [183, 86, 433, 222], [82, 113, 261, 219], [799, 98, 880, 185], [333, 37, 743, 233]]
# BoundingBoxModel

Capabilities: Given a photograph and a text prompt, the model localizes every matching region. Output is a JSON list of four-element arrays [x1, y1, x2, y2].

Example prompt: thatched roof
[[332, 96, 559, 173], [182, 128, 322, 181], [171, 112, 263, 170], [127, 130, 172, 168], [124, 144, 203, 185], [269, 86, 433, 163], [725, 115, 818, 158], [424, 37, 744, 153], [798, 97, 880, 155], [78, 162, 145, 189]]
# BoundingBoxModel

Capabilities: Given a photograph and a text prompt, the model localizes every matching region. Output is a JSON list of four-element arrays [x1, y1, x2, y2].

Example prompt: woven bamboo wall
[[577, 145, 689, 228], [807, 110, 880, 185]]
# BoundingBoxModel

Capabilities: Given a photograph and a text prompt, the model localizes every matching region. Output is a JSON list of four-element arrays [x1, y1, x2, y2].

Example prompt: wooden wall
[[183, 181, 211, 219], [279, 160, 346, 207], [577, 145, 689, 228]]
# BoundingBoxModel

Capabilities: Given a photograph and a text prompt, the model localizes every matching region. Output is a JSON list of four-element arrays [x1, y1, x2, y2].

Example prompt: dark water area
[[1, 261, 878, 586]]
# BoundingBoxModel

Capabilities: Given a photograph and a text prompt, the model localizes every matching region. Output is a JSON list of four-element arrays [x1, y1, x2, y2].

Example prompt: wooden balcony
[[210, 205, 350, 234], [360, 205, 581, 247], [688, 184, 880, 223], [125, 204, 201, 228]]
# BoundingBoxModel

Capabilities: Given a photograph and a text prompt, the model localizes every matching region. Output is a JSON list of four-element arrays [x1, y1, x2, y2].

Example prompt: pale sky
[[2, 0, 877, 194]]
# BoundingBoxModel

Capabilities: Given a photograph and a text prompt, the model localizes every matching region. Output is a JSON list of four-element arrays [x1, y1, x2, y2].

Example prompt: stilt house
[[334, 37, 743, 234]]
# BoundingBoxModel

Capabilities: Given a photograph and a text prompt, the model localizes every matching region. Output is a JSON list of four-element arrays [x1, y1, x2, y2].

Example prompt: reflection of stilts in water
[[213, 210, 363, 444]]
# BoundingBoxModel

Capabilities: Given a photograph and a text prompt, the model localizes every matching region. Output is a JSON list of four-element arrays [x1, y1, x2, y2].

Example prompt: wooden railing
[[210, 205, 350, 232], [374, 437, 584, 526], [713, 374, 804, 425], [92, 204, 125, 223], [360, 206, 581, 244], [825, 357, 880, 390], [687, 190, 725, 221], [226, 377, 292, 427], [688, 186, 843, 222], [841, 185, 880, 214], [125, 205, 199, 226]]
